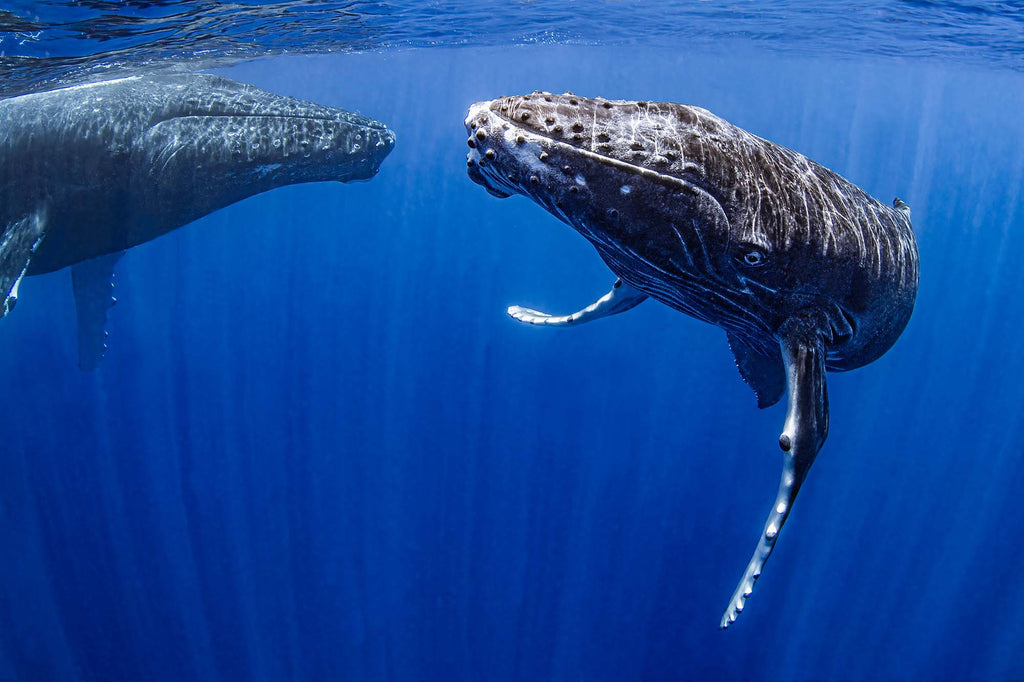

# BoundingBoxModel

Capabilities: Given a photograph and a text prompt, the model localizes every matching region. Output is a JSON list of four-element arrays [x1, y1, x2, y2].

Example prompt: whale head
[[8, 73, 396, 271], [133, 74, 396, 204], [465, 92, 917, 369]]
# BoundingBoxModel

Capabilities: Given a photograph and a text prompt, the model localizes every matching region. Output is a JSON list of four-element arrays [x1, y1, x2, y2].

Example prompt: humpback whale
[[464, 92, 918, 627], [0, 73, 395, 368]]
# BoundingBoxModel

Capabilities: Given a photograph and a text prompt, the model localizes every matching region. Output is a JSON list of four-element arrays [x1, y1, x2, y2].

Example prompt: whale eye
[[737, 246, 767, 268]]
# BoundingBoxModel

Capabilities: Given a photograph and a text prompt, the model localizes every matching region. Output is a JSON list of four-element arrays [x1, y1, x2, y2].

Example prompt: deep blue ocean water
[[2, 3, 1024, 681]]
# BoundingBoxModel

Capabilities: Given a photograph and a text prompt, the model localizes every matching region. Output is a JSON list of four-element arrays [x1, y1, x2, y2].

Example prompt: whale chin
[[483, 185, 512, 199], [466, 159, 512, 198]]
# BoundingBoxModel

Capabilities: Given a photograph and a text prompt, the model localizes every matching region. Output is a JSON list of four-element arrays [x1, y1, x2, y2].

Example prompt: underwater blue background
[[2, 39, 1024, 681]]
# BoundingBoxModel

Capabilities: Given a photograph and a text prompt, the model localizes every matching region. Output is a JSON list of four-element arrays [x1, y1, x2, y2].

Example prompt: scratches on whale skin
[[598, 242, 773, 339], [669, 223, 696, 270], [465, 92, 920, 629], [467, 90, 918, 347]]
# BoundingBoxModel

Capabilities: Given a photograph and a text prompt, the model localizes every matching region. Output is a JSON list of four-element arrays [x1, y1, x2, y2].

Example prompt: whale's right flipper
[[508, 279, 647, 326], [0, 208, 48, 317], [71, 251, 124, 371]]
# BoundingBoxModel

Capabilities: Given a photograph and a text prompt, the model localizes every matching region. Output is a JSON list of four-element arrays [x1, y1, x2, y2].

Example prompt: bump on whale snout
[[343, 126, 397, 183], [464, 100, 513, 198]]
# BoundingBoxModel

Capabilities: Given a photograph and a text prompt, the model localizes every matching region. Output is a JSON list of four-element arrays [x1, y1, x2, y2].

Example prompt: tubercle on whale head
[[466, 91, 723, 174], [464, 94, 785, 339], [464, 96, 618, 232], [464, 94, 749, 283], [136, 74, 396, 187], [464, 100, 515, 198], [94, 74, 396, 232]]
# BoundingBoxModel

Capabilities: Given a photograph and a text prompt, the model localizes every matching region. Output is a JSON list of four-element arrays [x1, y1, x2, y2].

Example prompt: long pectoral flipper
[[0, 207, 47, 316], [508, 279, 647, 326], [720, 325, 829, 629]]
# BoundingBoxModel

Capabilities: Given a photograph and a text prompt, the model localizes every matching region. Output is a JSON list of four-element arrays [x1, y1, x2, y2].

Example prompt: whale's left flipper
[[508, 279, 647, 326], [71, 251, 123, 371], [0, 208, 48, 316], [727, 331, 786, 409], [721, 318, 829, 629]]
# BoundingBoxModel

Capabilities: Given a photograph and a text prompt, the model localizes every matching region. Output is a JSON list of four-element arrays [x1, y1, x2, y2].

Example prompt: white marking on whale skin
[[497, 124, 546, 173], [465, 101, 492, 129], [255, 163, 282, 178], [574, 174, 587, 186], [60, 77, 141, 93], [669, 224, 696, 269], [466, 94, 920, 632]]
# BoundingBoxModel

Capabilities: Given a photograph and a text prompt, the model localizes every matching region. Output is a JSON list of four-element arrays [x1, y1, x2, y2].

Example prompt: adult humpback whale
[[464, 92, 918, 627], [0, 73, 395, 368]]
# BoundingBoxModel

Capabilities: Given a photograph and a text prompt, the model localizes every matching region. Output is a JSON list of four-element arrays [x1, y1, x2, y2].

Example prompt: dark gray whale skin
[[464, 92, 918, 628], [0, 73, 395, 367]]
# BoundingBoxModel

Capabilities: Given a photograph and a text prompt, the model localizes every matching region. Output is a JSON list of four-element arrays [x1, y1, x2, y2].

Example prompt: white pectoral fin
[[0, 207, 48, 317], [71, 250, 124, 371], [720, 320, 829, 629], [507, 279, 647, 327]]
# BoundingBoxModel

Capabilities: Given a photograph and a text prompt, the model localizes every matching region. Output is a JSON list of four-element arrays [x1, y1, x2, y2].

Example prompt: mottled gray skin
[[464, 92, 918, 628], [0, 73, 394, 367], [0, 73, 394, 275]]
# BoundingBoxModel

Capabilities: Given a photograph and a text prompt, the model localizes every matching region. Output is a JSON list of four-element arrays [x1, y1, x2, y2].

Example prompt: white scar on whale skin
[[465, 91, 918, 629]]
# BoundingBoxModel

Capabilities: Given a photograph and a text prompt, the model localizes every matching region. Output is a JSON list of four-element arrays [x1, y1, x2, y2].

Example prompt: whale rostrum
[[0, 74, 395, 369], [464, 92, 919, 628]]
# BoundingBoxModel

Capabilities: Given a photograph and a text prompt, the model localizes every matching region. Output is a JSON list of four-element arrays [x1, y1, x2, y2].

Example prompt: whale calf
[[0, 73, 395, 368], [464, 92, 918, 627]]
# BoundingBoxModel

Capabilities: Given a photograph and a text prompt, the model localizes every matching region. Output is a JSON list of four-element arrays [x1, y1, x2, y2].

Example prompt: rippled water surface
[[1, 1, 1023, 96]]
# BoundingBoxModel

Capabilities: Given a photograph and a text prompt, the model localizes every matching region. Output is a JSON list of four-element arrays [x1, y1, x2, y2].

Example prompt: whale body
[[0, 73, 395, 368], [464, 91, 918, 627]]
